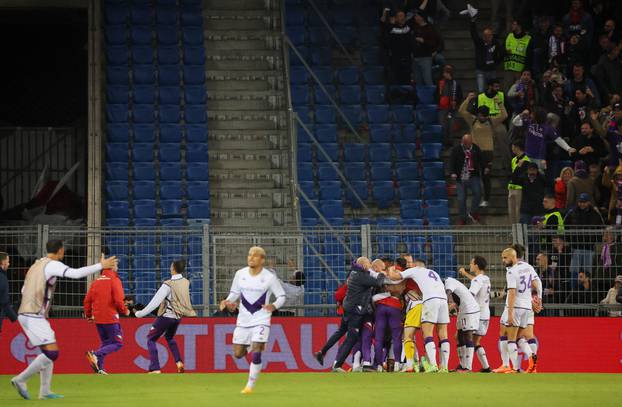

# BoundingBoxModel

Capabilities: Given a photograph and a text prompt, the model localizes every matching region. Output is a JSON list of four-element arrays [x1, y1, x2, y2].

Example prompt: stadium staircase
[[203, 0, 294, 228]]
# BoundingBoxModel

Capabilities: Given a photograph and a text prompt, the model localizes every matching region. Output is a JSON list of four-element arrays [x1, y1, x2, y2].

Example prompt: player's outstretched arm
[[55, 254, 118, 279], [135, 284, 170, 318]]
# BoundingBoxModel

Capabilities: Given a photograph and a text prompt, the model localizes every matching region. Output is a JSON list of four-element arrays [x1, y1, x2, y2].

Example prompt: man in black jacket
[[464, 6, 504, 93], [330, 258, 386, 372], [0, 252, 17, 339], [519, 162, 546, 224], [450, 134, 483, 225]]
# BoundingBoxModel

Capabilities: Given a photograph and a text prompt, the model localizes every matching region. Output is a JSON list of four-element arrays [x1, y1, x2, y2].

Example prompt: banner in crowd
[[1, 317, 620, 373]]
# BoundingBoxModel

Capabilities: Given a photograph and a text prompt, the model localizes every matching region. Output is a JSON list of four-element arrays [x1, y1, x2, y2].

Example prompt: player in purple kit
[[220, 246, 286, 394], [135, 260, 196, 374]]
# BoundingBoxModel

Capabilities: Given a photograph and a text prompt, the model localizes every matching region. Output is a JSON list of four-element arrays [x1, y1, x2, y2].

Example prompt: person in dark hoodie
[[519, 162, 546, 224], [450, 134, 484, 225], [464, 6, 504, 93], [566, 160, 599, 208], [411, 10, 440, 86], [0, 252, 17, 340], [323, 258, 386, 372], [381, 9, 414, 85]]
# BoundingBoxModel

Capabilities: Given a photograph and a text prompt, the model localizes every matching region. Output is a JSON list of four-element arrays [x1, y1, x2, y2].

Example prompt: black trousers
[[320, 315, 348, 355], [334, 311, 367, 368]]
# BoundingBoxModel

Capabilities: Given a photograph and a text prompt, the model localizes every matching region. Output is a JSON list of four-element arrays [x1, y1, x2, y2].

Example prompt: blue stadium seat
[[369, 143, 391, 161], [133, 180, 156, 200], [288, 46, 307, 66], [334, 26, 356, 46], [132, 46, 153, 65], [107, 123, 129, 142], [132, 85, 155, 104], [317, 163, 339, 181], [431, 235, 456, 277], [337, 67, 359, 85], [287, 26, 306, 46], [298, 181, 316, 199], [161, 200, 182, 217], [187, 181, 210, 200], [157, 25, 178, 45], [158, 46, 180, 65], [345, 181, 368, 207], [133, 163, 156, 180], [161, 218, 185, 227], [369, 124, 391, 142], [160, 181, 183, 200], [105, 3, 128, 25], [367, 105, 390, 123], [106, 45, 128, 66], [311, 48, 332, 66], [344, 144, 366, 162], [159, 124, 182, 142], [372, 181, 395, 208], [316, 143, 339, 163], [133, 65, 156, 84], [363, 66, 384, 85], [134, 200, 157, 218], [313, 67, 334, 85], [391, 105, 414, 124], [399, 181, 421, 199], [107, 85, 129, 104], [429, 217, 450, 226], [132, 124, 155, 142], [290, 67, 308, 85], [159, 105, 180, 123], [131, 26, 152, 45], [420, 125, 443, 143], [402, 233, 426, 260], [361, 47, 380, 64], [423, 181, 447, 200], [396, 162, 419, 181], [291, 85, 309, 105], [156, 7, 177, 25], [339, 85, 361, 105], [183, 46, 205, 65], [159, 143, 181, 162], [188, 200, 211, 218], [158, 86, 180, 104], [400, 199, 423, 219], [187, 163, 209, 180], [132, 143, 153, 162], [398, 124, 417, 142], [185, 85, 206, 105], [106, 201, 129, 219], [395, 143, 416, 161], [423, 162, 445, 180], [106, 143, 129, 162], [416, 106, 439, 125], [160, 162, 181, 180], [315, 105, 336, 123], [159, 65, 180, 85], [186, 143, 208, 162], [106, 162, 129, 180], [285, 7, 305, 26], [427, 199, 450, 218], [106, 181, 128, 200], [297, 143, 313, 162], [314, 84, 336, 104], [344, 163, 366, 181], [366, 85, 386, 104], [133, 104, 154, 123], [106, 103, 128, 123], [186, 124, 208, 142], [107, 66, 129, 85], [416, 85, 437, 105], [296, 123, 312, 142], [340, 105, 363, 126], [185, 106, 207, 123], [421, 143, 443, 161], [295, 106, 311, 124], [332, 9, 354, 25], [131, 5, 152, 25], [182, 27, 203, 45], [319, 181, 341, 200], [133, 218, 157, 227], [320, 200, 344, 218], [183, 65, 205, 84], [297, 162, 314, 181], [370, 163, 392, 181], [181, 10, 203, 26]]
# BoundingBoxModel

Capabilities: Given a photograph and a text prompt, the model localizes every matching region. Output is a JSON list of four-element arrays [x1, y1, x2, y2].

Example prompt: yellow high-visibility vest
[[504, 33, 531, 72], [477, 92, 505, 116]]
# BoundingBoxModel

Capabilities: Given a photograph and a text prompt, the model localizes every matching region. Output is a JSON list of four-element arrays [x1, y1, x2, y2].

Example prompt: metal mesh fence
[[2, 225, 622, 318]]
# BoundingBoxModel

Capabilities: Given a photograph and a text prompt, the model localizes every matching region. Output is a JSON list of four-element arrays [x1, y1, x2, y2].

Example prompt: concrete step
[[208, 151, 284, 169], [210, 208, 292, 227], [207, 93, 282, 110], [205, 38, 276, 51], [204, 9, 277, 18], [204, 17, 273, 31], [209, 168, 287, 189], [206, 54, 280, 70], [205, 69, 280, 81], [205, 79, 277, 91], [208, 131, 282, 149]]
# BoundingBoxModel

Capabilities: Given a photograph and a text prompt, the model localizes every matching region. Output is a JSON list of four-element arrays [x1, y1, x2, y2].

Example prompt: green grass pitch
[[0, 373, 618, 407]]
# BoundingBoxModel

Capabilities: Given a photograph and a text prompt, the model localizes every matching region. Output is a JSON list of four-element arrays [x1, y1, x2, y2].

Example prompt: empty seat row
[[106, 103, 206, 123], [107, 84, 206, 104], [294, 104, 438, 125], [105, 3, 203, 27], [106, 199, 210, 219], [106, 123, 208, 142], [106, 180, 209, 200], [106, 142, 208, 162], [105, 25, 204, 46], [298, 142, 444, 164], [106, 65, 205, 86], [106, 45, 205, 66], [106, 162, 208, 181]]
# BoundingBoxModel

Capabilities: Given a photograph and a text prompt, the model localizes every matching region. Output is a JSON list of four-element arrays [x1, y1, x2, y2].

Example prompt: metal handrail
[[284, 36, 364, 143], [306, 0, 356, 66]]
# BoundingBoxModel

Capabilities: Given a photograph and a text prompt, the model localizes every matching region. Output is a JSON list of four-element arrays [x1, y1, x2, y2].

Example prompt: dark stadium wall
[[0, 317, 621, 374]]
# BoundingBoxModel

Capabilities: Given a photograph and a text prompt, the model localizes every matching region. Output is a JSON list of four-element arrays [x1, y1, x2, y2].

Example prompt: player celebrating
[[135, 260, 196, 373], [500, 248, 541, 373], [11, 240, 117, 400], [84, 261, 130, 374], [220, 247, 286, 394], [400, 258, 425, 373], [389, 264, 450, 373], [459, 256, 492, 372], [444, 277, 480, 372]]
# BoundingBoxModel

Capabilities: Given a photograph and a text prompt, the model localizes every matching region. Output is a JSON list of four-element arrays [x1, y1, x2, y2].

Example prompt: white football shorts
[[18, 315, 57, 347]]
